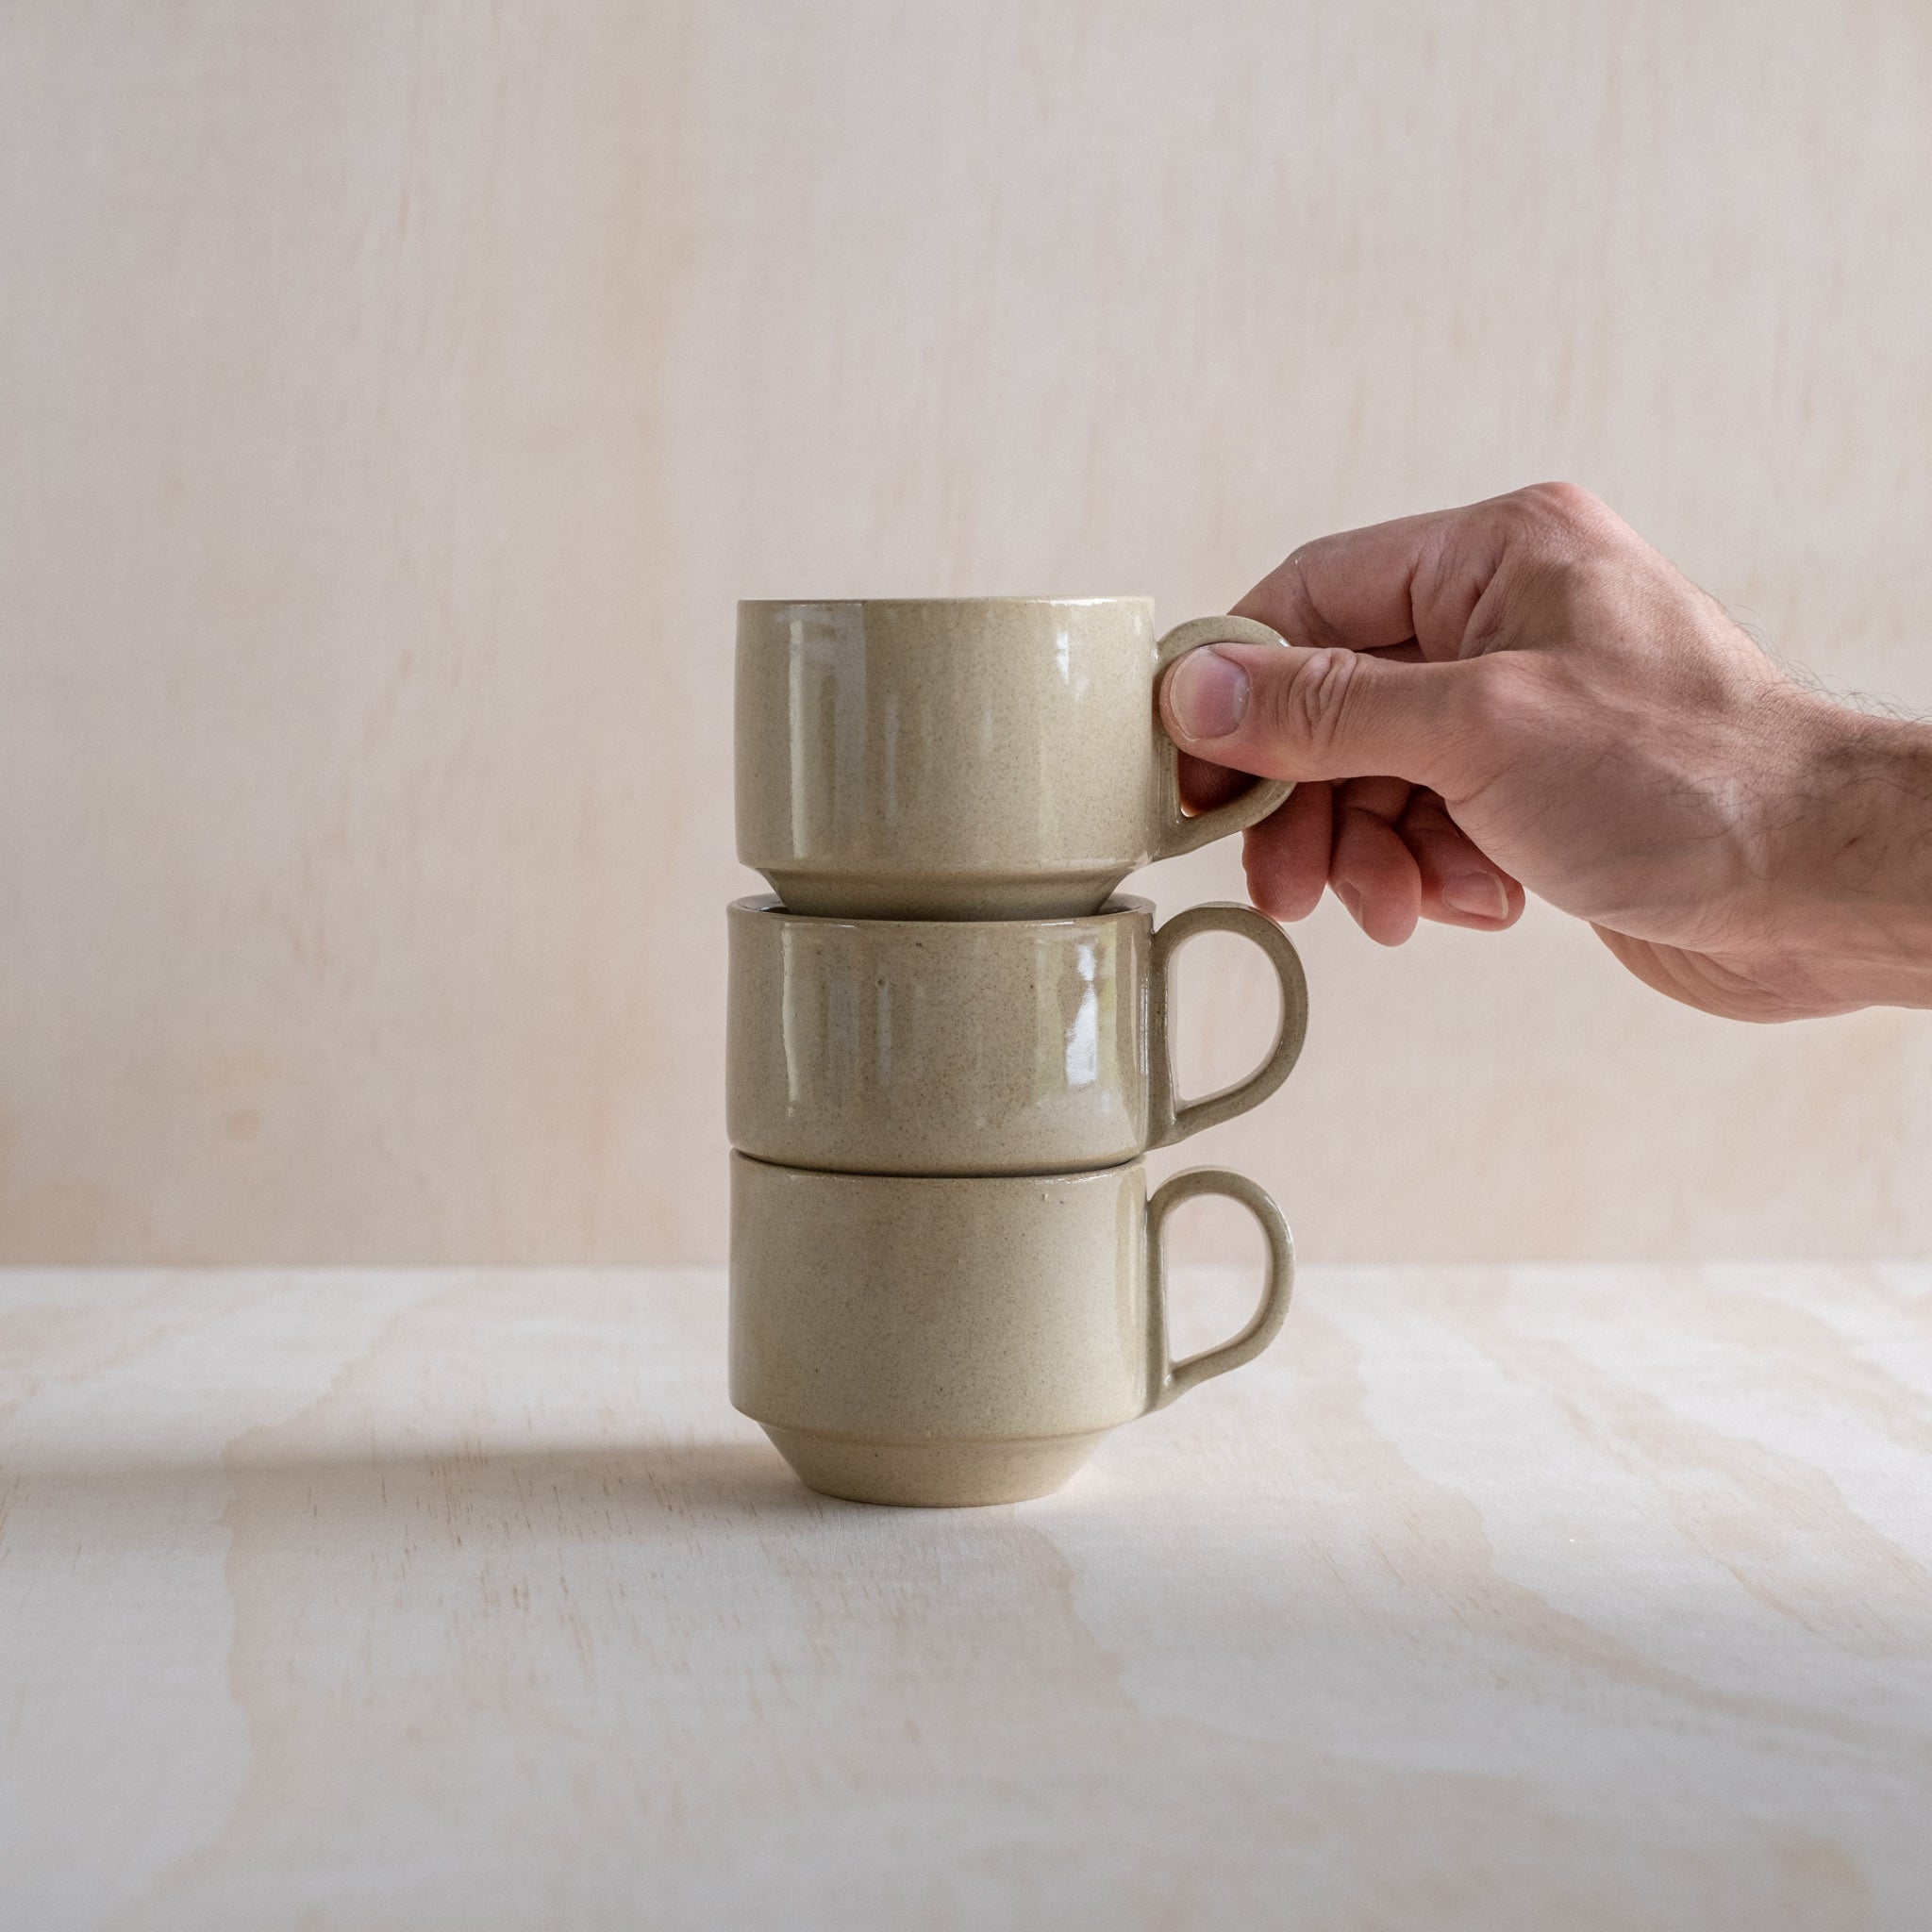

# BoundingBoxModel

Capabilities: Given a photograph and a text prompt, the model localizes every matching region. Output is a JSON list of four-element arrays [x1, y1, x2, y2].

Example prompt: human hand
[[1161, 484, 1932, 1021]]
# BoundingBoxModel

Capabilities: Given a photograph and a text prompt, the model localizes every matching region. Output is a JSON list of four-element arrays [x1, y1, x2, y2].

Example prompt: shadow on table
[[0, 1433, 853, 1528]]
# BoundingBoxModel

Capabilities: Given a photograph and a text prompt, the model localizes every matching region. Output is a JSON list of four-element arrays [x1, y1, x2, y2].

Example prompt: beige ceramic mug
[[729, 1152, 1294, 1507], [735, 597, 1295, 919], [726, 895, 1308, 1175]]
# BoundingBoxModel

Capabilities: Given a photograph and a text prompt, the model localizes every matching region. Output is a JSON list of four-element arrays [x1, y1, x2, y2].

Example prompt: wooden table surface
[[3, 1263, 1929, 1930]]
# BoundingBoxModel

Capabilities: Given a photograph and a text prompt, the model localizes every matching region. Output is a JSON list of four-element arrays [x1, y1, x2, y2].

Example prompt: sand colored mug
[[735, 597, 1295, 920], [729, 1153, 1295, 1507], [726, 895, 1308, 1174]]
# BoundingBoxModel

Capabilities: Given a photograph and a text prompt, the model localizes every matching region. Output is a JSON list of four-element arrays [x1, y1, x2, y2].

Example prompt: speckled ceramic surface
[[735, 598, 1295, 920], [728, 1154, 1294, 1506], [726, 895, 1308, 1174]]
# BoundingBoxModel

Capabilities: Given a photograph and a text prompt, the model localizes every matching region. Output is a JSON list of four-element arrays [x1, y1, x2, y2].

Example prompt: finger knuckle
[[1513, 479, 1607, 529], [1262, 646, 1361, 757], [1487, 485, 1635, 631]]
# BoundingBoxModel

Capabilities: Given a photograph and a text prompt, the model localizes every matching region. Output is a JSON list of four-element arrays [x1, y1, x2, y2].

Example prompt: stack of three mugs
[[728, 597, 1309, 1507]]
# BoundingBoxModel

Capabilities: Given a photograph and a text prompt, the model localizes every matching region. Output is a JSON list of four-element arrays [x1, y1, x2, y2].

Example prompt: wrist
[[1770, 698, 1932, 1010]]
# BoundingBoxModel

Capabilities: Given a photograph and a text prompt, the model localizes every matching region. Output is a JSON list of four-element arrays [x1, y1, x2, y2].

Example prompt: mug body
[[735, 596, 1162, 920], [729, 1154, 1155, 1505], [726, 895, 1151, 1175]]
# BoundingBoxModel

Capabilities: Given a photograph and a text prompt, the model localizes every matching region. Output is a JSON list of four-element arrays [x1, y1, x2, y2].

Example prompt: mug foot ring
[[760, 1424, 1106, 1507]]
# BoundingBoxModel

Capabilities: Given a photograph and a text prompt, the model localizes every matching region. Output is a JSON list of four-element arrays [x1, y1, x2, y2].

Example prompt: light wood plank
[[3, 1263, 1928, 1927]]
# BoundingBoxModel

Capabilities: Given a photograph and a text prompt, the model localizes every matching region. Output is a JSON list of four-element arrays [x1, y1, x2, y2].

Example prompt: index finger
[[1231, 497, 1511, 663]]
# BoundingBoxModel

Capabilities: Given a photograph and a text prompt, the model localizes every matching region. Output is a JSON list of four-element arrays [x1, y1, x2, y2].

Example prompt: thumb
[[1160, 641, 1480, 795]]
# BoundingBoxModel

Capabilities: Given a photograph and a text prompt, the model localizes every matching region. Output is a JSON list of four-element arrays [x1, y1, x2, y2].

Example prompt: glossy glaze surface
[[728, 895, 1141, 1174], [728, 1154, 1292, 1505], [735, 599, 1292, 919]]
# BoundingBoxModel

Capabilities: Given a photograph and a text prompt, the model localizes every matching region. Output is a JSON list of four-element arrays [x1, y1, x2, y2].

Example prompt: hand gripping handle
[[1151, 615, 1295, 860]]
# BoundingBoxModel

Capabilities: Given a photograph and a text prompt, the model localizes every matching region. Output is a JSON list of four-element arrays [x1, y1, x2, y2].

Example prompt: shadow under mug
[[726, 895, 1308, 1175], [735, 597, 1295, 920], [729, 1153, 1295, 1507]]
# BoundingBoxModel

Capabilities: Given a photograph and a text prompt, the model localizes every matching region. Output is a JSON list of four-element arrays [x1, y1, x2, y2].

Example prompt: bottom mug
[[728, 1151, 1294, 1507]]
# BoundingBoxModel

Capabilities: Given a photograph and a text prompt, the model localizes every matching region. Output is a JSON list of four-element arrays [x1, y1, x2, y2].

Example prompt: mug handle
[[1144, 1168, 1295, 1410], [1150, 616, 1296, 860], [1147, 903, 1308, 1148]]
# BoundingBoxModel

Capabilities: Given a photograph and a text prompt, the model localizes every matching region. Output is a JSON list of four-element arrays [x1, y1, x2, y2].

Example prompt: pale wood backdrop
[[3, 1, 1929, 1263]]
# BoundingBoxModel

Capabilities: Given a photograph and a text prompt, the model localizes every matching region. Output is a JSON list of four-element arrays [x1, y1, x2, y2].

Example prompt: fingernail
[[1442, 874, 1508, 921], [1166, 648, 1250, 741]]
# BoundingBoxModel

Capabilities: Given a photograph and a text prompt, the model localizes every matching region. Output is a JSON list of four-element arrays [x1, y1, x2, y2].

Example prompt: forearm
[[1780, 701, 1932, 1009]]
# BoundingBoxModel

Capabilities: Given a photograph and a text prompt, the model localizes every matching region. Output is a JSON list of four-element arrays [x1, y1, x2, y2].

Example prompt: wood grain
[[1, 1263, 1929, 1928], [2, 3, 1930, 1261]]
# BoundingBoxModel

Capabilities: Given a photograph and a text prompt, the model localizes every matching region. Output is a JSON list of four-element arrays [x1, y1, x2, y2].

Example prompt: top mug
[[736, 597, 1295, 920]]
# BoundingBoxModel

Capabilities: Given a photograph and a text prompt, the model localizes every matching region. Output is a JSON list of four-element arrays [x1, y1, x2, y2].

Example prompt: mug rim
[[737, 594, 1153, 612], [727, 891, 1155, 932], [729, 1147, 1144, 1188]]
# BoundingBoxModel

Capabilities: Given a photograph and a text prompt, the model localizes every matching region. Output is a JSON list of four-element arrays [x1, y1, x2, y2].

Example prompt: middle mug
[[727, 894, 1308, 1176]]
